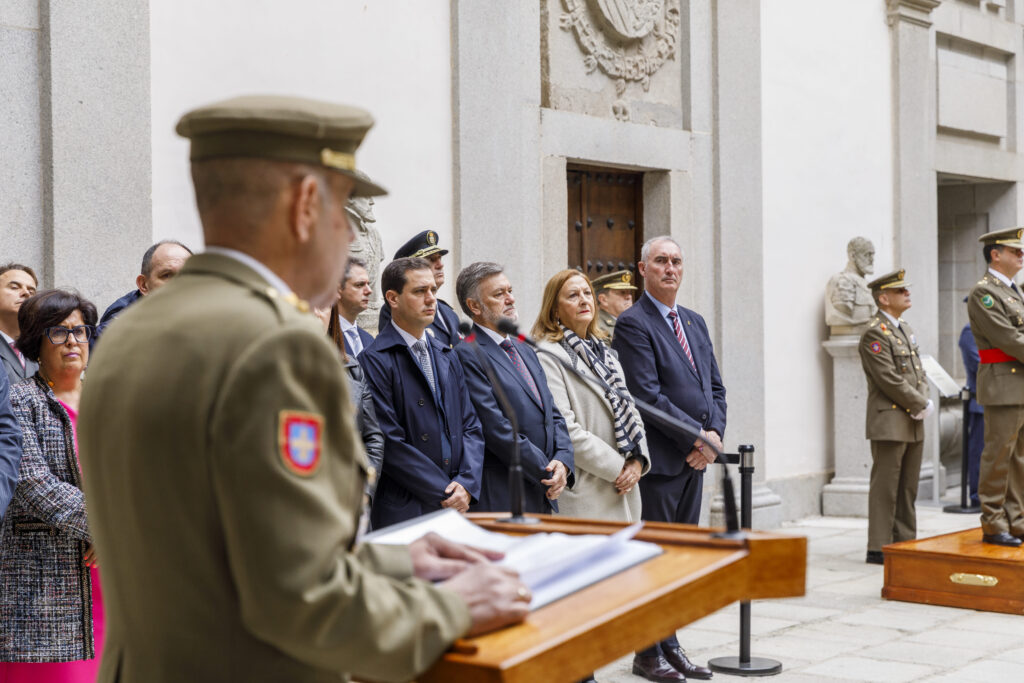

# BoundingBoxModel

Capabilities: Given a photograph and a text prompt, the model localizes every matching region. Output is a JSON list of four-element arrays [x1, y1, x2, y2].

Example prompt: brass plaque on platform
[[950, 572, 998, 587]]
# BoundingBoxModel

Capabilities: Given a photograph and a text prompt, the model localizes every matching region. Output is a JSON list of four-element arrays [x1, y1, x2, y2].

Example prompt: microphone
[[497, 319, 741, 537], [458, 320, 540, 525]]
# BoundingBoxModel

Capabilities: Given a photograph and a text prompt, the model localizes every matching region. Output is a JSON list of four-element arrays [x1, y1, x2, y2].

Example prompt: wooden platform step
[[883, 527, 1024, 615]]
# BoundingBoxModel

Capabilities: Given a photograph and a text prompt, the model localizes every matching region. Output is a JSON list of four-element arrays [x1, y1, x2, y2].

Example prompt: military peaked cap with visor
[[175, 94, 387, 197], [394, 230, 448, 259], [867, 269, 910, 292], [979, 227, 1024, 249], [591, 269, 638, 293]]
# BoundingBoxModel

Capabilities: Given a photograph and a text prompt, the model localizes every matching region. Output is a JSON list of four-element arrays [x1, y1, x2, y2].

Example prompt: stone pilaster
[[40, 0, 151, 306], [888, 0, 943, 500]]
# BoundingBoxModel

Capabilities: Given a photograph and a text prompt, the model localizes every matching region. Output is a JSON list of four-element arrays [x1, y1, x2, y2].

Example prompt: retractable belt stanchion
[[944, 386, 980, 514], [708, 445, 783, 677]]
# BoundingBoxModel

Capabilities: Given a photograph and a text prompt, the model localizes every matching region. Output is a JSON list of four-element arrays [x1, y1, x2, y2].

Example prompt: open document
[[364, 510, 663, 609]]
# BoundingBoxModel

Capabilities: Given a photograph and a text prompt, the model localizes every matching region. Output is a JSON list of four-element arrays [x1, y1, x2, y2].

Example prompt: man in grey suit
[[0, 263, 39, 385]]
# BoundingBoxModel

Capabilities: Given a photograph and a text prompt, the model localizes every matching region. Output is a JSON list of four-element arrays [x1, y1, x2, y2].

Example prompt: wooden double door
[[567, 165, 644, 285]]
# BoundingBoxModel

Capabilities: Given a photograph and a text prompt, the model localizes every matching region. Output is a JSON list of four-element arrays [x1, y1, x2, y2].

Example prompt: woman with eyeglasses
[[0, 289, 104, 681]]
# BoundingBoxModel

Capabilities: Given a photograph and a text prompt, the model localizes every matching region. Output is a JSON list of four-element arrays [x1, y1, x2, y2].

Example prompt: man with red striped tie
[[613, 236, 725, 682]]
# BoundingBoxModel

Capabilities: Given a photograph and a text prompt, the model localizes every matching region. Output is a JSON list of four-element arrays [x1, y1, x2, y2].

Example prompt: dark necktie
[[667, 310, 697, 372], [1013, 282, 1021, 299], [499, 339, 541, 403]]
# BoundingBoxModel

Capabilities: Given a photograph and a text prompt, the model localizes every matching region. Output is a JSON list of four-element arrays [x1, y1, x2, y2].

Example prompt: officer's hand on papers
[[408, 532, 503, 582], [441, 562, 531, 636], [441, 481, 471, 512], [542, 460, 568, 499], [911, 399, 934, 421]]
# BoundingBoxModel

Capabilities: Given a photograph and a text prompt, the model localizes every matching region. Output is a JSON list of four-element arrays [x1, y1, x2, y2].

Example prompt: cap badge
[[621, 273, 630, 283], [869, 341, 882, 354], [982, 294, 995, 309], [278, 410, 323, 476], [427, 231, 438, 246], [320, 148, 355, 171]]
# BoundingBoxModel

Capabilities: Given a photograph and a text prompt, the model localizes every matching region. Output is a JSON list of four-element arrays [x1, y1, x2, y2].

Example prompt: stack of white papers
[[364, 510, 663, 609]]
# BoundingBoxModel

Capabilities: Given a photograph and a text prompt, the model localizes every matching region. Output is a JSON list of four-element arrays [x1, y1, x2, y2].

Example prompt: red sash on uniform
[[979, 348, 1018, 364]]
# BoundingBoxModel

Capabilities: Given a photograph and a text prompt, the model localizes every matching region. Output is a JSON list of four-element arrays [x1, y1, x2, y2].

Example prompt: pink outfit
[[0, 400, 105, 683]]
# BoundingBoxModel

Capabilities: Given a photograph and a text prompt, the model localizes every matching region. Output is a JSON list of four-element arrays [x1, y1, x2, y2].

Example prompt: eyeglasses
[[44, 325, 94, 345]]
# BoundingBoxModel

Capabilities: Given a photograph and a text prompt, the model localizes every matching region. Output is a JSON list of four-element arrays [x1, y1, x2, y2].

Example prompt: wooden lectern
[[418, 514, 807, 683]]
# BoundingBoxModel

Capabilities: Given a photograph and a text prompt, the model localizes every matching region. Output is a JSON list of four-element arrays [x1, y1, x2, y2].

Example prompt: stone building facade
[[3, 0, 1024, 525]]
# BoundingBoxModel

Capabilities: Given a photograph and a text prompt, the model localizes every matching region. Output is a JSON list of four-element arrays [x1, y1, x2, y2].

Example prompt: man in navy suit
[[0, 263, 39, 385], [335, 257, 375, 357], [378, 231, 461, 348], [0, 371, 22, 522], [361, 257, 484, 529], [959, 316, 983, 507], [613, 236, 724, 682], [454, 262, 574, 513]]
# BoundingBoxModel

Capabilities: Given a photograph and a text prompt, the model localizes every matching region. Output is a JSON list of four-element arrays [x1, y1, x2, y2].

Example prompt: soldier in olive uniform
[[859, 270, 932, 565], [77, 96, 529, 683], [967, 227, 1024, 547], [592, 269, 637, 340]]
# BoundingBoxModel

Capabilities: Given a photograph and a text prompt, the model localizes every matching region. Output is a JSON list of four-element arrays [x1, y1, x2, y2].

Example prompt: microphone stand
[[497, 320, 742, 538], [458, 321, 540, 525]]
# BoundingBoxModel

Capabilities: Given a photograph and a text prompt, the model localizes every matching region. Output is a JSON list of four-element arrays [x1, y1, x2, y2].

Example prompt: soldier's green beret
[[394, 230, 448, 259], [979, 227, 1024, 249], [868, 269, 910, 291], [175, 94, 386, 197], [591, 270, 637, 293]]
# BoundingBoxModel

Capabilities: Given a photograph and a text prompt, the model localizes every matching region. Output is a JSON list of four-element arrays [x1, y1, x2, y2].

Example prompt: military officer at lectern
[[859, 270, 932, 565], [968, 227, 1024, 547], [77, 95, 529, 682]]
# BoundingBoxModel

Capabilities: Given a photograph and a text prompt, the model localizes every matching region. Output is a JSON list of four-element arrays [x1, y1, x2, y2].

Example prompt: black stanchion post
[[709, 445, 783, 677], [944, 386, 980, 514]]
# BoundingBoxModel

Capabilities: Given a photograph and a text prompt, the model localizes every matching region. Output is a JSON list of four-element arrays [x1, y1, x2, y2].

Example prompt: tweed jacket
[[536, 339, 650, 522], [0, 375, 94, 662]]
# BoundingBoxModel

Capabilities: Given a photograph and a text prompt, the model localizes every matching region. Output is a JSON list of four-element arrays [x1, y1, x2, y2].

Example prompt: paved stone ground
[[595, 502, 1023, 682]]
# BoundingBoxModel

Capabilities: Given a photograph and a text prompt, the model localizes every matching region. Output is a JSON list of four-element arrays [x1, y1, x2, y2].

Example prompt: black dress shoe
[[632, 654, 687, 682], [865, 550, 884, 565], [663, 647, 713, 680], [983, 532, 1022, 547]]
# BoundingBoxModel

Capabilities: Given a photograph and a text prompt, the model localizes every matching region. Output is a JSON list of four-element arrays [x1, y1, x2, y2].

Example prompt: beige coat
[[536, 339, 650, 522]]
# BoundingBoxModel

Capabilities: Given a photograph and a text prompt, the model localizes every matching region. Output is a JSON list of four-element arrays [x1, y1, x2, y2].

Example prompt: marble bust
[[346, 195, 385, 333], [825, 236, 877, 334]]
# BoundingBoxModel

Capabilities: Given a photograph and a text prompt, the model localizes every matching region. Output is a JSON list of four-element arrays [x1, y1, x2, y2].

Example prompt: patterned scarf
[[560, 325, 644, 456]]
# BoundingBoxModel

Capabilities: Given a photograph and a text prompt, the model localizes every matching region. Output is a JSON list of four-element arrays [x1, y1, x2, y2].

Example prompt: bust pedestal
[[822, 335, 871, 516]]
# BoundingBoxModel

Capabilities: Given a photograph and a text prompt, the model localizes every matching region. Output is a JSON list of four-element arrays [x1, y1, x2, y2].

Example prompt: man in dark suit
[[335, 256, 375, 357], [613, 236, 724, 682], [96, 240, 193, 338], [959, 314, 983, 508], [0, 371, 22, 521], [454, 262, 574, 513], [0, 263, 39, 385], [378, 231, 461, 348], [361, 257, 485, 529]]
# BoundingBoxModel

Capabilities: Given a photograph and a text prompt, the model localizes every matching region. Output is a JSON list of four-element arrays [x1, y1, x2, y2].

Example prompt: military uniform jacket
[[596, 309, 616, 340], [858, 313, 928, 442], [967, 272, 1024, 406], [78, 253, 469, 683]]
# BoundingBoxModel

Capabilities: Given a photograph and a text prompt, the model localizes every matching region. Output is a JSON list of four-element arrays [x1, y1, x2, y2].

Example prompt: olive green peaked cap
[[175, 94, 387, 197], [867, 269, 910, 291], [979, 227, 1024, 249], [591, 270, 637, 293]]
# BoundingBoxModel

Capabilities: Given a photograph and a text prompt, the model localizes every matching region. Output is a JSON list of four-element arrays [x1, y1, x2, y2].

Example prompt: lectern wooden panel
[[418, 515, 807, 683]]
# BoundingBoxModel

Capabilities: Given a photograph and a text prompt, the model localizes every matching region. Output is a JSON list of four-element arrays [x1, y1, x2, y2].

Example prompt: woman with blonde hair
[[531, 269, 649, 523]]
